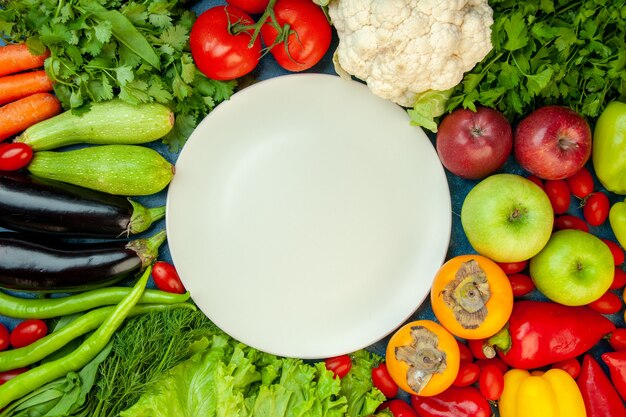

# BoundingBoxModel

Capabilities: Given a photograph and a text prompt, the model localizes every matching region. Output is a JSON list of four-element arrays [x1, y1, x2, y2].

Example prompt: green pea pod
[[592, 101, 626, 194], [610, 200, 626, 249]]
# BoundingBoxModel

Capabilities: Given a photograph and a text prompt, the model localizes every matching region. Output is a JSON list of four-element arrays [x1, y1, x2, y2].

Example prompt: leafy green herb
[[445, 0, 626, 121], [0, 0, 236, 150]]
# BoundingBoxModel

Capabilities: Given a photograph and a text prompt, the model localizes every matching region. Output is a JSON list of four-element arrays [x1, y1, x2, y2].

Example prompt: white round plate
[[166, 74, 451, 359]]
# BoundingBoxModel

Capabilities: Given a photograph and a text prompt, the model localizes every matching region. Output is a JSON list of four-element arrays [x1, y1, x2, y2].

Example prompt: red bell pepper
[[602, 351, 626, 403], [410, 386, 492, 417], [577, 354, 626, 417], [486, 300, 615, 369]]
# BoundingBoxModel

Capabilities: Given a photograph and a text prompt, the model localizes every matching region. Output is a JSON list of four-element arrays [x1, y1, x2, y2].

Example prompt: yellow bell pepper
[[499, 368, 586, 417]]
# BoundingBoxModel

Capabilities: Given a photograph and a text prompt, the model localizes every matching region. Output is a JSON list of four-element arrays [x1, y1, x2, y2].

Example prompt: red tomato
[[609, 328, 626, 351], [467, 339, 491, 360], [526, 174, 544, 191], [478, 364, 504, 401], [452, 362, 481, 387], [611, 267, 626, 290], [456, 339, 474, 363], [474, 357, 508, 375], [583, 192, 610, 226], [324, 355, 352, 379], [551, 357, 581, 379], [226, 0, 269, 14], [602, 239, 625, 266], [586, 291, 622, 314], [260, 0, 331, 71], [151, 261, 186, 294], [0, 143, 33, 171], [496, 260, 528, 274], [0, 324, 9, 351], [0, 367, 29, 385], [544, 179, 571, 214], [190, 6, 262, 80], [508, 273, 535, 297], [566, 166, 594, 198], [553, 214, 589, 232], [10, 319, 47, 349], [372, 362, 399, 398], [378, 399, 417, 417]]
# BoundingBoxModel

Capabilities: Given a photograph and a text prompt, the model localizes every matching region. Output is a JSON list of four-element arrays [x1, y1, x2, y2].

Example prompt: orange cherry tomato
[[430, 255, 514, 340], [385, 320, 460, 397]]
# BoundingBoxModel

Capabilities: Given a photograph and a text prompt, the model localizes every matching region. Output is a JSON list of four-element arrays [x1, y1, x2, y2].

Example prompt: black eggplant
[[0, 172, 165, 238], [0, 230, 166, 292]]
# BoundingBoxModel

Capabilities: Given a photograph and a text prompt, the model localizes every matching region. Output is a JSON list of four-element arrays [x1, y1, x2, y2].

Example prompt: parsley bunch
[[446, 0, 626, 121], [0, 0, 236, 150]]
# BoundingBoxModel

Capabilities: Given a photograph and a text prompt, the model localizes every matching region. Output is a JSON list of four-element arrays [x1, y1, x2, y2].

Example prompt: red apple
[[514, 106, 592, 180], [436, 107, 513, 180]]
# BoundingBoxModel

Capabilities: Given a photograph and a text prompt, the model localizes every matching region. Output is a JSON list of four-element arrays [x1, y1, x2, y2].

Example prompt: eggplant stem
[[127, 230, 167, 268], [127, 200, 166, 235]]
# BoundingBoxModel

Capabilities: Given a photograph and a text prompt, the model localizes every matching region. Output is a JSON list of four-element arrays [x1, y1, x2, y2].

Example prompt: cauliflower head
[[328, 0, 494, 107]]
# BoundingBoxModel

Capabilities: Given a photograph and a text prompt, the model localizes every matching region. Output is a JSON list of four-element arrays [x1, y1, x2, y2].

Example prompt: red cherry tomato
[[478, 364, 504, 401], [544, 179, 571, 214], [378, 399, 417, 417], [586, 291, 622, 314], [474, 357, 509, 375], [226, 0, 269, 14], [189, 6, 262, 80], [583, 192, 610, 226], [452, 362, 481, 387], [526, 174, 544, 191], [467, 338, 491, 360], [551, 357, 581, 379], [0, 324, 9, 351], [324, 354, 352, 379], [0, 367, 29, 385], [566, 166, 594, 198], [553, 214, 589, 232], [151, 261, 186, 294], [611, 267, 626, 290], [602, 239, 625, 266], [456, 339, 473, 363], [260, 0, 331, 72], [0, 143, 33, 171], [9, 319, 47, 349], [372, 362, 399, 398], [608, 328, 626, 351], [496, 260, 528, 274], [508, 273, 535, 297]]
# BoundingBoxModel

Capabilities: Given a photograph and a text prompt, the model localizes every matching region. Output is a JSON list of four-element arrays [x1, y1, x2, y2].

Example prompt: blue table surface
[[1, 0, 625, 410]]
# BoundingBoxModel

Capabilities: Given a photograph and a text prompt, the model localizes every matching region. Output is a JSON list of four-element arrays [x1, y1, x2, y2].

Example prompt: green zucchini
[[17, 100, 174, 151], [27, 145, 174, 196]]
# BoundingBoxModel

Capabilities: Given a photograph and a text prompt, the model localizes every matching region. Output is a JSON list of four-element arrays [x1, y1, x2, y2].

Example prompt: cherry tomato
[[467, 338, 491, 360], [0, 368, 29, 385], [566, 166, 594, 198], [583, 192, 610, 226], [602, 239, 625, 266], [190, 5, 262, 80], [260, 0, 331, 71], [496, 260, 528, 274], [587, 291, 622, 314], [553, 214, 589, 232], [508, 273, 535, 297], [474, 357, 508, 375], [0, 143, 33, 171], [611, 267, 626, 290], [378, 399, 417, 417], [372, 362, 399, 398], [478, 364, 504, 401], [0, 324, 9, 351], [551, 357, 581, 379], [324, 354, 352, 379], [526, 174, 544, 191], [226, 0, 269, 14], [608, 328, 626, 351], [452, 362, 481, 387], [9, 319, 47, 349], [151, 261, 186, 294], [544, 179, 571, 214], [456, 339, 473, 363]]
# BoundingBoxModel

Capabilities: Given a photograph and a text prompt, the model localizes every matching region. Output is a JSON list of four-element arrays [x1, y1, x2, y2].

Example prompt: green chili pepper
[[592, 101, 626, 194], [0, 266, 151, 408], [0, 287, 190, 319]]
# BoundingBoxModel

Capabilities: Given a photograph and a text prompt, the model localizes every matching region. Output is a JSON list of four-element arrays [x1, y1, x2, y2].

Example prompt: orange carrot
[[0, 93, 61, 141], [0, 44, 50, 77], [0, 70, 54, 106]]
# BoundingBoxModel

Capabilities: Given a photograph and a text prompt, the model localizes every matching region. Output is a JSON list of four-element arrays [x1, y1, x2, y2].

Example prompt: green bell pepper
[[610, 200, 626, 249], [593, 101, 626, 194]]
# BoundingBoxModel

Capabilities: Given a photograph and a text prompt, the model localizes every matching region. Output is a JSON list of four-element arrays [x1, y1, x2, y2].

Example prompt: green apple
[[529, 229, 614, 306], [461, 173, 554, 262]]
